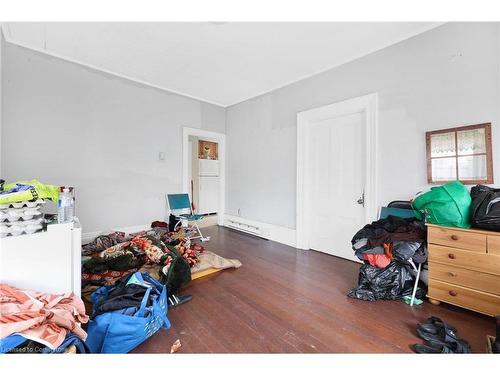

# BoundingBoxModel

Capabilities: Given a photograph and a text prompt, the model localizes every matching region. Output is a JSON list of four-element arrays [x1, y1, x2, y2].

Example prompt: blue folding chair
[[166, 193, 210, 241]]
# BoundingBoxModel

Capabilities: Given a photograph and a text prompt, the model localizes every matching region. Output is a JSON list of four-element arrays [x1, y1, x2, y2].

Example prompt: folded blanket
[[0, 284, 89, 349], [191, 251, 242, 274]]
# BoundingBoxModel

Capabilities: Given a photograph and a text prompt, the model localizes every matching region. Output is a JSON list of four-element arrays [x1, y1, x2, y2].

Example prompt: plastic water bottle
[[57, 187, 74, 223]]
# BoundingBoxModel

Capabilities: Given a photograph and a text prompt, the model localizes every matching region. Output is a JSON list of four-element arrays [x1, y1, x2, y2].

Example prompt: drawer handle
[[450, 235, 459, 241], [448, 253, 456, 259], [448, 272, 457, 277], [449, 290, 458, 297]]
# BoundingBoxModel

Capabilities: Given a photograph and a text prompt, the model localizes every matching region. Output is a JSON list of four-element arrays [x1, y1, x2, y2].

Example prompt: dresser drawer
[[428, 244, 500, 275], [428, 226, 486, 252], [487, 235, 500, 256], [428, 261, 500, 295], [428, 279, 500, 316]]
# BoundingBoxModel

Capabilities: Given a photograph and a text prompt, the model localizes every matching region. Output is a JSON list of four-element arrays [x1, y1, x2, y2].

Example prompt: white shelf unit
[[0, 218, 82, 296]]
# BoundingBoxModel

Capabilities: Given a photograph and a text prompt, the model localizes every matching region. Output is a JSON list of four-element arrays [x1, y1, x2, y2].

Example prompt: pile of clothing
[[0, 284, 90, 354], [81, 225, 205, 309], [348, 215, 427, 301]]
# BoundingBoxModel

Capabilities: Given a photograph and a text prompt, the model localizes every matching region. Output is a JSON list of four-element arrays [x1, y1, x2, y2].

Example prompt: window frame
[[426, 123, 494, 185]]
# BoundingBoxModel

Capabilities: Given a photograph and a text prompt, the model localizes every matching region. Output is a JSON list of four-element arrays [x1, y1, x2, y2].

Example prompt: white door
[[306, 112, 366, 261]]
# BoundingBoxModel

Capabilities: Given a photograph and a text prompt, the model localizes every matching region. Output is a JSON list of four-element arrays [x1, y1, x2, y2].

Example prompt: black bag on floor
[[160, 244, 191, 296], [168, 214, 180, 232], [347, 261, 426, 302], [470, 185, 500, 231]]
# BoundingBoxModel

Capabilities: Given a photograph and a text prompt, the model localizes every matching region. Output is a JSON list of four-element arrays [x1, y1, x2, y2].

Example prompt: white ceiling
[[2, 22, 442, 107]]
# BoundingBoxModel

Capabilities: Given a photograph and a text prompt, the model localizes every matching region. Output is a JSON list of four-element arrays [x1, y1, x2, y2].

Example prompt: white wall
[[1, 42, 225, 233], [226, 22, 500, 229]]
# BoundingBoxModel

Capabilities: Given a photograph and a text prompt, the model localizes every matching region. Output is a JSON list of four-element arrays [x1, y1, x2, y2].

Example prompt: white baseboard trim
[[223, 214, 297, 248]]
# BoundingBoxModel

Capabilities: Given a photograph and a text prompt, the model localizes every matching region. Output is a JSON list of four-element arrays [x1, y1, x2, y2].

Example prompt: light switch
[[158, 152, 166, 161]]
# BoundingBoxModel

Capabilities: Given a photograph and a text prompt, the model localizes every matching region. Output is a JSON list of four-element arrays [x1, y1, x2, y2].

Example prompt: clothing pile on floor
[[0, 284, 90, 354], [347, 215, 427, 301], [81, 222, 241, 308], [81, 228, 199, 307], [79, 222, 241, 353]]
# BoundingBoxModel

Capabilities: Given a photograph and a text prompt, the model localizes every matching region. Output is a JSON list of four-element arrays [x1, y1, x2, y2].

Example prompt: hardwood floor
[[133, 226, 496, 353]]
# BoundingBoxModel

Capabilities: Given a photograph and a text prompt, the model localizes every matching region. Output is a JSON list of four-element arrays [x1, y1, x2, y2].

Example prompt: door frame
[[182, 127, 226, 226], [296, 93, 378, 250]]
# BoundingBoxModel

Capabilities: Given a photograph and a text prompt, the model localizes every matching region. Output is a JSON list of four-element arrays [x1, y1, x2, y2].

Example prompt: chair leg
[[410, 262, 422, 307], [194, 223, 205, 241], [183, 222, 202, 240], [193, 222, 210, 242], [187, 229, 202, 240]]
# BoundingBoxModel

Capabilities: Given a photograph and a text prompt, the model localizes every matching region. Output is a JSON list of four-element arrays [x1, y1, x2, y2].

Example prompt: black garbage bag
[[470, 185, 500, 231], [347, 261, 426, 302], [159, 244, 192, 296], [168, 214, 181, 232]]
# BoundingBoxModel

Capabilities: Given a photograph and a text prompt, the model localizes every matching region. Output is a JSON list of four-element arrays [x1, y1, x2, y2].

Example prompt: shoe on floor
[[413, 341, 454, 354], [416, 316, 471, 354]]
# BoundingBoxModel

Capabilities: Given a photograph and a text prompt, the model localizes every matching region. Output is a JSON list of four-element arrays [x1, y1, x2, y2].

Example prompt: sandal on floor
[[413, 341, 454, 354], [417, 325, 471, 354], [417, 316, 457, 335], [425, 336, 471, 354], [417, 318, 459, 345], [168, 294, 193, 308]]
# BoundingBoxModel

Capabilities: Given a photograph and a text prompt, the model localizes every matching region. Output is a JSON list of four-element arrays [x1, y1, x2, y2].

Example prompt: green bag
[[412, 181, 471, 228]]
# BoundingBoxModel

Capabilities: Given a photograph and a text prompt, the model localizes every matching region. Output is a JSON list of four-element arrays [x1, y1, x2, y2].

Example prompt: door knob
[[356, 191, 365, 207]]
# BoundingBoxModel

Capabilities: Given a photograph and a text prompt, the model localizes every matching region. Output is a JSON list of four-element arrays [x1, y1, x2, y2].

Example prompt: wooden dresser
[[427, 224, 500, 316]]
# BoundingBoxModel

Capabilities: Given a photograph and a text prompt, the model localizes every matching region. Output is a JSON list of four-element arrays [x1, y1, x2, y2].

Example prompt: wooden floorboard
[[132, 226, 496, 353]]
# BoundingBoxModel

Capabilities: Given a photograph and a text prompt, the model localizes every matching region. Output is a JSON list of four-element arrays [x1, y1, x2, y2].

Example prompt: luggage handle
[[138, 287, 152, 317], [157, 287, 171, 329]]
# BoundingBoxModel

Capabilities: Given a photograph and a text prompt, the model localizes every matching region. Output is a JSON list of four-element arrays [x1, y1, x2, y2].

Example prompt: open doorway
[[182, 127, 225, 227]]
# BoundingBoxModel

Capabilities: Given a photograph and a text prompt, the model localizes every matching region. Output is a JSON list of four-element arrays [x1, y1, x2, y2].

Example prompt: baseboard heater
[[225, 218, 268, 240]]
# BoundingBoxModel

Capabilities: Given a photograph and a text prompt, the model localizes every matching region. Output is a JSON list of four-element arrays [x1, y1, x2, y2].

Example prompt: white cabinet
[[0, 219, 82, 296]]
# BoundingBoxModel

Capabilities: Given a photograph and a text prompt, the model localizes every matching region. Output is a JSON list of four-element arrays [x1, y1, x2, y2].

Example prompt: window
[[426, 123, 493, 184]]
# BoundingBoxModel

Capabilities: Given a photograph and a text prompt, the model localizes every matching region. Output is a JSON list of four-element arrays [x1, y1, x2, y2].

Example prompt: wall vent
[[226, 218, 265, 238]]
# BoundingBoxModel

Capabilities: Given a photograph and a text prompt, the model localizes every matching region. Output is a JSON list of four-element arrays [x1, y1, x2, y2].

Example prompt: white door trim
[[182, 127, 226, 226], [296, 93, 378, 250]]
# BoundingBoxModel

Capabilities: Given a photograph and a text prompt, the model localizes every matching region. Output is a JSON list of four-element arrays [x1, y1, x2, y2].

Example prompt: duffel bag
[[470, 185, 500, 231], [86, 272, 170, 354], [412, 181, 471, 228]]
